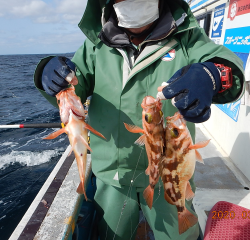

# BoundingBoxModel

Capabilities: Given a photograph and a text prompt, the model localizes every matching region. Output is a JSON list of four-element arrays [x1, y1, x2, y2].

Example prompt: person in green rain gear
[[34, 0, 245, 239]]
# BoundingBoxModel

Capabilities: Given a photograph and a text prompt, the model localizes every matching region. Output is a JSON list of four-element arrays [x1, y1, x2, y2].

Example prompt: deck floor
[[193, 125, 250, 238], [135, 125, 250, 239]]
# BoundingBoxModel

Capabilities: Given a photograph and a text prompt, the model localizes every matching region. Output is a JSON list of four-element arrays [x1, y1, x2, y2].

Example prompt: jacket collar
[[98, 2, 178, 50], [78, 0, 199, 46]]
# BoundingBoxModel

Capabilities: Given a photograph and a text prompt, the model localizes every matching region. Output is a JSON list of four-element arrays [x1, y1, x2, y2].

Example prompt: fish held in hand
[[160, 112, 210, 234], [56, 86, 85, 124], [124, 96, 164, 209], [44, 110, 105, 200], [44, 86, 105, 200]]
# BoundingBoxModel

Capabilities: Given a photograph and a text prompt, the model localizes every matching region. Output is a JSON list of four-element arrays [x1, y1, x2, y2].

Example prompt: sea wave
[[0, 142, 17, 147], [0, 149, 65, 170]]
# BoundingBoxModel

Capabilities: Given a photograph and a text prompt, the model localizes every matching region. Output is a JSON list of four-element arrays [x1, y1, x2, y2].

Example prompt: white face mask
[[113, 0, 159, 29]]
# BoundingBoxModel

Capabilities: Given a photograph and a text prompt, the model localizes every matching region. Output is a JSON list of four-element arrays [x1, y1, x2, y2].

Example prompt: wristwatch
[[214, 63, 233, 93]]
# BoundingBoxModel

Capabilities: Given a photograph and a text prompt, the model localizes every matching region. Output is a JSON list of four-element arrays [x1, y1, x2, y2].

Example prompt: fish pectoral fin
[[143, 185, 154, 209], [145, 166, 150, 175], [195, 150, 204, 164], [68, 138, 77, 156], [185, 181, 195, 201], [68, 147, 73, 157], [83, 123, 106, 139], [79, 135, 92, 152], [135, 134, 146, 146], [124, 123, 145, 134], [158, 156, 166, 176], [178, 208, 198, 234], [188, 139, 210, 150], [43, 128, 66, 139]]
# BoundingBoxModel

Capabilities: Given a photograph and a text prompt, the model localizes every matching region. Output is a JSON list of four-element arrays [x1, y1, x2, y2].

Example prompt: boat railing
[[9, 145, 92, 240]]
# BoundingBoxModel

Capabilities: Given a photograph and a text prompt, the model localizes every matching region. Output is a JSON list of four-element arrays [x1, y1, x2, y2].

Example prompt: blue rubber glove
[[157, 62, 222, 123], [42, 56, 76, 96]]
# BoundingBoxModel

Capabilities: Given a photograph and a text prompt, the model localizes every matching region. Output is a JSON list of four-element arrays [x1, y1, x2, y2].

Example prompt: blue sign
[[191, 0, 210, 10], [234, 52, 250, 69], [216, 100, 241, 122], [224, 26, 250, 53], [211, 4, 226, 38]]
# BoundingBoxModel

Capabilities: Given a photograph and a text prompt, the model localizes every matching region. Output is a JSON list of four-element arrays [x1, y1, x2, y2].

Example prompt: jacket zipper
[[137, 25, 177, 52]]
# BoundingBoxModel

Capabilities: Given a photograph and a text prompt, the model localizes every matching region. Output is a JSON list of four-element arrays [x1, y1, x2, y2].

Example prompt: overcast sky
[[0, 0, 87, 55]]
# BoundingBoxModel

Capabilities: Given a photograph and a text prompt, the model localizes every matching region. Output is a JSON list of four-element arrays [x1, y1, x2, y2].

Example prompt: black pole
[[22, 123, 62, 128]]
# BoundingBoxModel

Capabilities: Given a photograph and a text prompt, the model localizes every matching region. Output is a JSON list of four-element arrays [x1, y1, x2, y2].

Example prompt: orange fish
[[124, 96, 164, 209], [56, 86, 85, 124], [160, 112, 210, 234], [44, 88, 105, 200]]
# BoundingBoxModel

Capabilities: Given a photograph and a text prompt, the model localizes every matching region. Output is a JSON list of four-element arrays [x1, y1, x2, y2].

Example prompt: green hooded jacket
[[34, 0, 245, 191]]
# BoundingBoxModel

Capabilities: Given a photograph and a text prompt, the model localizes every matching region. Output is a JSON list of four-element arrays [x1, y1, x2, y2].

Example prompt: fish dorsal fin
[[135, 134, 146, 146], [195, 150, 204, 164], [185, 181, 195, 201], [43, 128, 66, 139], [83, 122, 106, 139], [188, 139, 210, 150], [124, 123, 145, 134]]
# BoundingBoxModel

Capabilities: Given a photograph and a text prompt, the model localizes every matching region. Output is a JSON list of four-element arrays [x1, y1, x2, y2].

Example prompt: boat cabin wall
[[192, 0, 250, 182]]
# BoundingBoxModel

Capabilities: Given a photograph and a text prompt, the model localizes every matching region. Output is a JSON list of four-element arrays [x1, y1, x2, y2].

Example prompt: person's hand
[[42, 56, 77, 96], [157, 62, 221, 123]]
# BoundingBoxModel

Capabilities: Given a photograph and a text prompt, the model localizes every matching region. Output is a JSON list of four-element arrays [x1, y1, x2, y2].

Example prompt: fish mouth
[[68, 109, 85, 121], [141, 96, 162, 110], [71, 109, 84, 119], [166, 112, 185, 128]]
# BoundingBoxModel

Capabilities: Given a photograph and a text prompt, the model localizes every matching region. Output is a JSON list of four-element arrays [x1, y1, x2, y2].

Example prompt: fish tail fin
[[178, 208, 198, 235], [43, 128, 66, 139], [143, 185, 154, 209], [77, 181, 88, 201]]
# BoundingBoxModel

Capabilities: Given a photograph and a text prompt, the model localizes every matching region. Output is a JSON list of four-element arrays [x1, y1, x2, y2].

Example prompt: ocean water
[[0, 54, 73, 240]]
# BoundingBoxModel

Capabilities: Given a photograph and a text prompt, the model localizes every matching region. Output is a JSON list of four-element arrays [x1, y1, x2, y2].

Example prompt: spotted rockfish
[[160, 112, 210, 234], [124, 96, 164, 209]]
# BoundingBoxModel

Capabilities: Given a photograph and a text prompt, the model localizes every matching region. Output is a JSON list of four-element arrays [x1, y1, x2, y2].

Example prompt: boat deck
[[193, 124, 250, 238]]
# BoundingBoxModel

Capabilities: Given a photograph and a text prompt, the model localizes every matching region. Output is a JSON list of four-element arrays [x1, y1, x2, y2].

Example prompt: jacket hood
[[78, 0, 198, 46]]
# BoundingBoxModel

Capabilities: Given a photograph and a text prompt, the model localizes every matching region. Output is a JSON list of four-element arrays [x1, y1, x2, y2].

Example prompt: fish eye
[[173, 128, 179, 136], [171, 128, 179, 138], [145, 113, 152, 123]]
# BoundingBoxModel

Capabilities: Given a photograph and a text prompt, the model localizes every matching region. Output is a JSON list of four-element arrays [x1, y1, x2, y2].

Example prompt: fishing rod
[[0, 123, 63, 129]]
